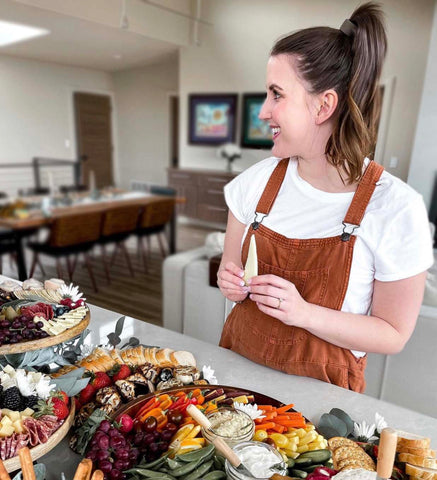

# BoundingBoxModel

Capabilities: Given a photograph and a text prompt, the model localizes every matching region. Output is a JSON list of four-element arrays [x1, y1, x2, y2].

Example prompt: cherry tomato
[[143, 416, 158, 432]]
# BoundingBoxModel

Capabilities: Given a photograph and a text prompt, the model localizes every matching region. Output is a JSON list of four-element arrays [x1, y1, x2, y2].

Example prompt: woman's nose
[[258, 98, 270, 121]]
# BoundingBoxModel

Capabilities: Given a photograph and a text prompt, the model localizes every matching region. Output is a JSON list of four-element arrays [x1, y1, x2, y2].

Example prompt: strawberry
[[110, 364, 131, 382], [53, 390, 69, 405], [90, 372, 112, 390], [78, 383, 96, 404], [51, 397, 69, 420]]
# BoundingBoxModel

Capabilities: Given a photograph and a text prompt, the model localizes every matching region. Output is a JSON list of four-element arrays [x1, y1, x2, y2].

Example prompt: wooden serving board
[[3, 401, 75, 473], [0, 310, 90, 355]]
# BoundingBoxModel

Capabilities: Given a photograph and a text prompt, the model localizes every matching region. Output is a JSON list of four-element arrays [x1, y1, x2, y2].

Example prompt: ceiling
[[0, 0, 179, 72]]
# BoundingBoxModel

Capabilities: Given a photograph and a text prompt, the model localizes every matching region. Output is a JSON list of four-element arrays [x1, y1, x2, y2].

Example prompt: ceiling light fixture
[[0, 20, 49, 47]]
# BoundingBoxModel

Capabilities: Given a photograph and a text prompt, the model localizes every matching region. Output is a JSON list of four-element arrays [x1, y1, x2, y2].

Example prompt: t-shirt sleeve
[[374, 195, 434, 281], [224, 158, 277, 225]]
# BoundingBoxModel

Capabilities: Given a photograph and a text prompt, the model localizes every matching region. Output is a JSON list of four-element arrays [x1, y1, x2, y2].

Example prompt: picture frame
[[240, 93, 273, 149], [188, 94, 237, 145]]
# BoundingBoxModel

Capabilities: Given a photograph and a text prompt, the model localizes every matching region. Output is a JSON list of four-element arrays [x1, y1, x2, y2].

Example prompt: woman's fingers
[[248, 274, 289, 288], [225, 261, 245, 278], [250, 293, 284, 309]]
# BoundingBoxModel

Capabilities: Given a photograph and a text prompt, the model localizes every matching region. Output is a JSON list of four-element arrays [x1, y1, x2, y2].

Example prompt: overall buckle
[[341, 222, 359, 241], [251, 212, 268, 230]]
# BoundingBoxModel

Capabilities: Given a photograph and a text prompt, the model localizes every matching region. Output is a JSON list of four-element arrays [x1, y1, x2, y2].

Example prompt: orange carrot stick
[[276, 403, 295, 413], [255, 422, 276, 431]]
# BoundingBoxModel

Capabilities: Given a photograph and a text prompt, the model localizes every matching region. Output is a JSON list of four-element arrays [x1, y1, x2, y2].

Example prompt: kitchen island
[[39, 302, 437, 479]]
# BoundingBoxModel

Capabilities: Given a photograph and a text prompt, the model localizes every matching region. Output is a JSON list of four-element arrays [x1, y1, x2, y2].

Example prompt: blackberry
[[2, 386, 23, 411], [22, 395, 39, 409]]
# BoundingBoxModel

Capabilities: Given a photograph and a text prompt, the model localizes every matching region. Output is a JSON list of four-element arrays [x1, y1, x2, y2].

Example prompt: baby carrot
[[277, 403, 295, 413], [255, 422, 276, 431]]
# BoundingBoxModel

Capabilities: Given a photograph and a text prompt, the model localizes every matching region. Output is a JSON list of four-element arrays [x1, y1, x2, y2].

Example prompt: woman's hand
[[217, 261, 249, 303], [247, 274, 309, 326]]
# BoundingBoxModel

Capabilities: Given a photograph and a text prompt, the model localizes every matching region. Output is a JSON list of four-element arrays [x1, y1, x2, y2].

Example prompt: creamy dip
[[333, 469, 377, 480], [210, 409, 253, 437], [237, 444, 282, 479]]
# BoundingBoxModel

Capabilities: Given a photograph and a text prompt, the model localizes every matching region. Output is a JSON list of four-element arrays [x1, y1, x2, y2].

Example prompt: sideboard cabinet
[[168, 168, 237, 224]]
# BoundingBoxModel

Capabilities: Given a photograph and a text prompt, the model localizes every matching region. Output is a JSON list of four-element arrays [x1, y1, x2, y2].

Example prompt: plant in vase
[[217, 143, 242, 172]]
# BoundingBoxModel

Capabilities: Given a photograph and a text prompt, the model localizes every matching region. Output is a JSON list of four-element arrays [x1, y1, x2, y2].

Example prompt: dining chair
[[99, 204, 142, 282], [0, 229, 19, 275], [18, 187, 50, 196], [28, 211, 103, 291], [136, 198, 175, 272], [59, 184, 88, 194]]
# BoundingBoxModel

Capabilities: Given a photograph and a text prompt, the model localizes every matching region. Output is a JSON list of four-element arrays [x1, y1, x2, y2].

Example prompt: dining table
[[23, 301, 436, 480], [0, 190, 180, 280]]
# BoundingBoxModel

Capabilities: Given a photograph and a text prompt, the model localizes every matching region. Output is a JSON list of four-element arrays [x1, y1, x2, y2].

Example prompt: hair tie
[[340, 19, 357, 37]]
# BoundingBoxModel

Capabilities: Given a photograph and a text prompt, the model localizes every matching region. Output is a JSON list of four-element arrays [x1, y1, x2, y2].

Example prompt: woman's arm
[[248, 271, 427, 354], [217, 211, 249, 302]]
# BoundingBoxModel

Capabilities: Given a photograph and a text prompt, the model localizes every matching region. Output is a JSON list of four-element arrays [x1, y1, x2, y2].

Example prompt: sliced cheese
[[243, 234, 258, 285]]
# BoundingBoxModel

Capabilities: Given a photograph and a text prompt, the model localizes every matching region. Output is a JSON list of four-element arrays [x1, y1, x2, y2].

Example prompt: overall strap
[[256, 158, 289, 215], [343, 160, 384, 226]]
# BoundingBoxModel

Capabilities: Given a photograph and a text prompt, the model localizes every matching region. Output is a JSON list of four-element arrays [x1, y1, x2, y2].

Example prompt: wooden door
[[74, 92, 113, 188]]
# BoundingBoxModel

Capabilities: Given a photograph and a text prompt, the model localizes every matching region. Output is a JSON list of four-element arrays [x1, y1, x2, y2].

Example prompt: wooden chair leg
[[36, 256, 46, 277], [146, 236, 152, 258], [137, 236, 142, 260], [139, 237, 148, 273], [29, 252, 38, 278], [84, 252, 98, 292], [120, 242, 135, 277], [110, 243, 120, 266], [101, 245, 111, 283], [56, 258, 63, 279], [71, 255, 78, 277], [0, 255, 2, 275], [157, 233, 167, 258], [66, 257, 74, 281]]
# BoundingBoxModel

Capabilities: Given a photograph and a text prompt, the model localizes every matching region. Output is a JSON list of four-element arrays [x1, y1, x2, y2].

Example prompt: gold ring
[[277, 297, 283, 309]]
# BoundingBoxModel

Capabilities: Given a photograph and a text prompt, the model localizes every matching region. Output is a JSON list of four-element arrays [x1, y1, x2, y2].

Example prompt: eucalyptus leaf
[[318, 412, 348, 438], [75, 408, 107, 455], [329, 408, 355, 437], [114, 316, 126, 337], [12, 463, 46, 480], [51, 376, 90, 397], [317, 424, 343, 440]]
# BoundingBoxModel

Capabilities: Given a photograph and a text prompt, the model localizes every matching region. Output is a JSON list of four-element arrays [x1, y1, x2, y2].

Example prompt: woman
[[217, 2, 433, 392]]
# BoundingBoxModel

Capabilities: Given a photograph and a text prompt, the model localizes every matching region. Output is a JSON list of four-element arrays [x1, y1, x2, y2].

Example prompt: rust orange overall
[[220, 158, 384, 392]]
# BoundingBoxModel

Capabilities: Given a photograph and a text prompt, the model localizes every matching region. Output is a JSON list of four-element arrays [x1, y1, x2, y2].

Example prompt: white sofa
[[163, 235, 437, 418]]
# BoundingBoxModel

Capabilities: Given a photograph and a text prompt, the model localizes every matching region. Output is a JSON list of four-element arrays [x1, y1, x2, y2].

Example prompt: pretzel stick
[[73, 459, 93, 480], [18, 448, 35, 480], [0, 459, 11, 480], [90, 470, 104, 480]]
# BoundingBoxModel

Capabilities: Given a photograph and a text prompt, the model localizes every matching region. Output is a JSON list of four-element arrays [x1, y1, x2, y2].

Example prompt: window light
[[0, 20, 49, 47]]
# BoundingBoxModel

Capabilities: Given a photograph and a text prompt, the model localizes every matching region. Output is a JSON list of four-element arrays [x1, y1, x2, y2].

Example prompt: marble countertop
[[10, 303, 437, 478]]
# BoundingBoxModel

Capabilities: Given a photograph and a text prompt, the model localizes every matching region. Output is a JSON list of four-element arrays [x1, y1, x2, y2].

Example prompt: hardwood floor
[[1, 223, 219, 326]]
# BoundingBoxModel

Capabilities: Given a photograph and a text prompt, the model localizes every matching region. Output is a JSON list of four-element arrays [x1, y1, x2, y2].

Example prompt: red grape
[[97, 450, 110, 461], [99, 420, 112, 433], [99, 460, 113, 474], [110, 469, 122, 480], [98, 436, 110, 450]]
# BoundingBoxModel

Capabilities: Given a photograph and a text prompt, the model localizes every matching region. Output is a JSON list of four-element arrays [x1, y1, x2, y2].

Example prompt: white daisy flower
[[375, 412, 388, 433], [58, 283, 86, 302], [15, 370, 36, 397], [234, 402, 265, 421], [202, 365, 218, 385], [35, 376, 56, 399], [353, 420, 378, 442]]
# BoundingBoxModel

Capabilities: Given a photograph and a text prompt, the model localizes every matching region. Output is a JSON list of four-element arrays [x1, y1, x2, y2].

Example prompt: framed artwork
[[188, 94, 237, 145], [240, 93, 273, 149]]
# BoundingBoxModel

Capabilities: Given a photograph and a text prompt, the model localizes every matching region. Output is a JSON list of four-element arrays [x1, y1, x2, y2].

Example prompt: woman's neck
[[295, 155, 358, 193]]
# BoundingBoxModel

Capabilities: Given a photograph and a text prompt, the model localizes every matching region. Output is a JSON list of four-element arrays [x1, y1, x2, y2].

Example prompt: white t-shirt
[[224, 157, 434, 358]]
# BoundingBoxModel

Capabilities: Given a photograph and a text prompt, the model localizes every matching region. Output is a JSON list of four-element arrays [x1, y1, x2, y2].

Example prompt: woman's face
[[259, 54, 321, 159]]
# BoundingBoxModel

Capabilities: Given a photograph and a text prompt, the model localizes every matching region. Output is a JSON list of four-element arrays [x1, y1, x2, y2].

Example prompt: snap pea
[[137, 454, 169, 470], [201, 471, 227, 480], [167, 459, 185, 470], [176, 444, 215, 463], [294, 458, 313, 467], [213, 455, 226, 470], [287, 458, 295, 469], [172, 458, 204, 478], [290, 469, 308, 479], [124, 469, 176, 480], [181, 460, 214, 480]]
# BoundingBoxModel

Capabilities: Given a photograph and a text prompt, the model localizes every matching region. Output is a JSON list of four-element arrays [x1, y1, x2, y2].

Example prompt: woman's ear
[[315, 90, 338, 124]]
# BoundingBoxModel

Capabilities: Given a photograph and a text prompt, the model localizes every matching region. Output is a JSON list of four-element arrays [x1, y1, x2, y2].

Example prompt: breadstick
[[90, 470, 104, 480], [73, 459, 93, 480], [0, 459, 11, 480], [18, 447, 35, 480]]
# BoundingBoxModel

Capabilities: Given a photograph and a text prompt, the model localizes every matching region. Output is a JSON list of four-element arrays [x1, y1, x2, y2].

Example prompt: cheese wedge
[[243, 235, 258, 285]]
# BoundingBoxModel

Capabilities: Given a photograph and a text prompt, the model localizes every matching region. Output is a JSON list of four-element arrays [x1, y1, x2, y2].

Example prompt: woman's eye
[[272, 89, 281, 100]]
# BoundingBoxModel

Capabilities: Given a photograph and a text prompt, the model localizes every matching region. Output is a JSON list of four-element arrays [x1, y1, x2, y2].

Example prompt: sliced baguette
[[397, 430, 431, 450], [399, 447, 436, 458], [170, 350, 196, 367], [156, 348, 174, 367], [405, 464, 437, 480], [398, 454, 437, 469]]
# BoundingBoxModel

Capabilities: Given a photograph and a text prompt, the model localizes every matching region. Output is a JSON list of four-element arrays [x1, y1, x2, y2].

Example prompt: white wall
[[0, 55, 115, 194], [179, 0, 435, 183], [408, 3, 437, 210], [112, 56, 179, 189]]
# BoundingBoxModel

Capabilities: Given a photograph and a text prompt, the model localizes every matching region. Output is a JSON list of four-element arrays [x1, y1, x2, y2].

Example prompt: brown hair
[[271, 2, 387, 183]]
